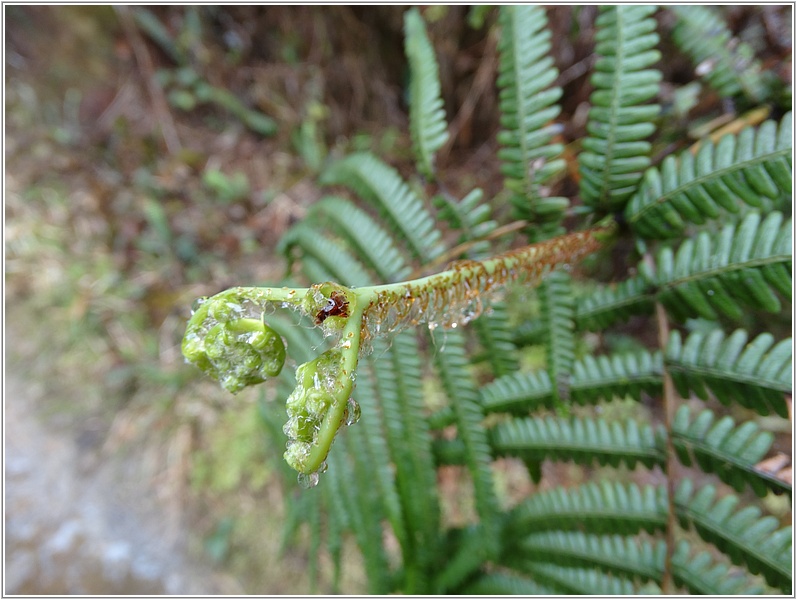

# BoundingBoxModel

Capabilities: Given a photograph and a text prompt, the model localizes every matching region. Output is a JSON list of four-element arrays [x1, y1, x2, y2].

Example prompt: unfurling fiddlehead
[[182, 219, 617, 484]]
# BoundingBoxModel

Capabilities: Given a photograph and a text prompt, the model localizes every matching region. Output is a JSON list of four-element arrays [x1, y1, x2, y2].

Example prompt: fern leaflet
[[672, 405, 789, 497], [302, 195, 411, 281], [481, 349, 662, 414], [626, 113, 792, 237], [666, 327, 791, 417], [670, 5, 770, 103], [320, 152, 445, 262], [675, 479, 792, 592], [490, 415, 664, 469], [671, 539, 765, 595], [507, 480, 667, 537], [404, 7, 449, 179], [432, 330, 501, 558], [516, 531, 663, 582], [648, 211, 792, 323], [579, 5, 661, 210], [539, 270, 575, 405], [575, 275, 654, 331], [496, 5, 567, 239], [461, 571, 557, 595]]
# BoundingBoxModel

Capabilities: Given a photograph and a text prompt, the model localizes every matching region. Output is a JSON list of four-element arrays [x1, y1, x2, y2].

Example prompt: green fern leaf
[[671, 539, 765, 595], [626, 113, 793, 237], [481, 349, 662, 414], [461, 571, 558, 595], [351, 364, 410, 565], [432, 330, 501, 557], [471, 301, 520, 377], [539, 270, 575, 404], [579, 5, 661, 210], [506, 481, 668, 536], [675, 479, 792, 592], [490, 415, 664, 469], [672, 406, 790, 497], [517, 531, 664, 582], [320, 152, 445, 262], [571, 349, 663, 406], [496, 5, 568, 239], [670, 5, 770, 103], [517, 562, 637, 595], [481, 369, 553, 414], [666, 328, 791, 417], [404, 7, 449, 179], [304, 196, 412, 281], [367, 336, 441, 591], [434, 525, 488, 593], [326, 435, 393, 593], [433, 188, 497, 252], [575, 275, 655, 331], [278, 223, 374, 287], [650, 211, 792, 322]]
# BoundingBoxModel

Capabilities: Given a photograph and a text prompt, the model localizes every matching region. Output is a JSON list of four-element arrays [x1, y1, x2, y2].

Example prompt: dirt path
[[4, 372, 237, 595]]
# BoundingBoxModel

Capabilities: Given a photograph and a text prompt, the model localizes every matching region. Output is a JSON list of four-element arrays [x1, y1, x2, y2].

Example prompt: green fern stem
[[182, 218, 617, 479]]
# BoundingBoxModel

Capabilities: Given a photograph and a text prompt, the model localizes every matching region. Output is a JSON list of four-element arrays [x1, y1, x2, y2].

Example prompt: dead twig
[[115, 6, 182, 155]]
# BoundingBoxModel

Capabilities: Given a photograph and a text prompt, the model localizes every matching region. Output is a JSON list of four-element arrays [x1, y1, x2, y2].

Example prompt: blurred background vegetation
[[4, 5, 792, 594]]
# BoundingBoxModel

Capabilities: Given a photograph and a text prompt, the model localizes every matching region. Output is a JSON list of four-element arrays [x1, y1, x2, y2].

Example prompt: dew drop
[[191, 296, 208, 314], [318, 460, 328, 474], [297, 471, 320, 489], [345, 398, 361, 426], [707, 289, 714, 296]]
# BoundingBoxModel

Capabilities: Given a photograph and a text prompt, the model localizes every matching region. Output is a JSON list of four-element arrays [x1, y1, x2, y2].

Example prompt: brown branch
[[115, 6, 182, 155], [654, 295, 679, 595]]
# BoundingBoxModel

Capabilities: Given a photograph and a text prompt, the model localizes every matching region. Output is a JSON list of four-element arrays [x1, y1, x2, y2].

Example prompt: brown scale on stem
[[314, 291, 350, 325]]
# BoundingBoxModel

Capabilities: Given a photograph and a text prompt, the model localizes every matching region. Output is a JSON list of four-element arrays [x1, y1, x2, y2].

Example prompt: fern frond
[[512, 318, 546, 347], [461, 571, 558, 595], [675, 479, 792, 592], [304, 195, 411, 281], [579, 5, 661, 210], [321, 465, 349, 592], [327, 435, 393, 594], [672, 405, 790, 497], [432, 330, 501, 557], [278, 223, 373, 287], [507, 481, 667, 537], [517, 531, 663, 583], [539, 270, 575, 404], [367, 336, 441, 591], [666, 328, 791, 417], [650, 211, 792, 322], [671, 539, 766, 595], [481, 369, 553, 414], [519, 562, 637, 595], [404, 8, 449, 179], [490, 415, 663, 469], [575, 275, 654, 331], [351, 362, 410, 563], [572, 349, 663, 405], [626, 113, 793, 237], [670, 5, 770, 103], [434, 525, 488, 593], [433, 188, 497, 252], [320, 152, 445, 261], [471, 301, 520, 377], [481, 349, 662, 414], [496, 5, 568, 239]]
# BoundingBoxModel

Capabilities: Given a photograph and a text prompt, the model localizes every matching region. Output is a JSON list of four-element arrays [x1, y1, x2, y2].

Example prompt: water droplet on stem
[[345, 398, 361, 426], [297, 471, 320, 489]]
